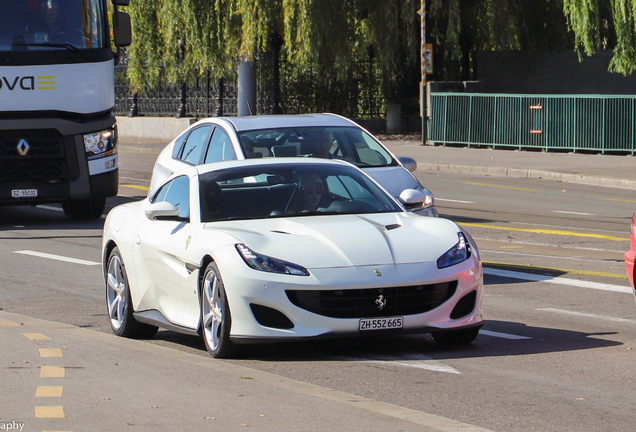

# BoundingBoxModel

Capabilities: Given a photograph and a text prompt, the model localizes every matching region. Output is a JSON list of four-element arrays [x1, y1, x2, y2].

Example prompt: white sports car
[[103, 158, 483, 358]]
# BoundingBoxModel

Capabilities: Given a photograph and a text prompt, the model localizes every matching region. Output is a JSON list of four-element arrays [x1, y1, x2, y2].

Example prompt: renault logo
[[17, 139, 30, 156]]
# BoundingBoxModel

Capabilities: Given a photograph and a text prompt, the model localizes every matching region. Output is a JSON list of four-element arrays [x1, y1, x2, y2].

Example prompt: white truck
[[0, 0, 131, 219]]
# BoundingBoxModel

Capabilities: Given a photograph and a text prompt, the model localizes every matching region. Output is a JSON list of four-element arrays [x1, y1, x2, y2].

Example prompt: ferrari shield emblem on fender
[[374, 269, 381, 276], [185, 236, 191, 249]]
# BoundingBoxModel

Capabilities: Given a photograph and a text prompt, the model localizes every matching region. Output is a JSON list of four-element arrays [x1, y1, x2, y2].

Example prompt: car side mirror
[[397, 156, 417, 172], [145, 201, 180, 220], [398, 189, 427, 205]]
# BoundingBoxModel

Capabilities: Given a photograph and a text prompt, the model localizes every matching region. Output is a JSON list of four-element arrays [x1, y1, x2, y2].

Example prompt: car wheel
[[431, 327, 480, 346], [106, 247, 158, 338], [62, 198, 106, 220], [200, 262, 234, 358]]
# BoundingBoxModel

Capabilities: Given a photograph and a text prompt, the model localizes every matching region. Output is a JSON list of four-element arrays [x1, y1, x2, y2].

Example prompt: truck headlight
[[84, 129, 116, 160]]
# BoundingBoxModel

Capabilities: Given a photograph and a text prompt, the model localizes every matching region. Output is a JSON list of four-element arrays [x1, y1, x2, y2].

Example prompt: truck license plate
[[12, 189, 38, 198], [359, 316, 403, 331]]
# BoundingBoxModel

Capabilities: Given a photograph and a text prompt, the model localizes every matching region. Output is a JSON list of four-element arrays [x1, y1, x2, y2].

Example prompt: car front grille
[[286, 281, 457, 319], [0, 132, 71, 181]]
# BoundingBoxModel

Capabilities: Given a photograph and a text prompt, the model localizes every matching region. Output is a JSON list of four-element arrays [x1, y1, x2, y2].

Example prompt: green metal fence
[[428, 93, 636, 154]]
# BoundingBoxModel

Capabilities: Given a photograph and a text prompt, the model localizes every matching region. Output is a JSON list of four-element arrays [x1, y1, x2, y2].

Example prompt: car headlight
[[437, 233, 471, 269], [84, 129, 116, 160], [236, 244, 309, 276]]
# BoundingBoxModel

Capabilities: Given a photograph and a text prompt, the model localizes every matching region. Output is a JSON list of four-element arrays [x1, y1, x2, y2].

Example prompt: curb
[[419, 163, 636, 190]]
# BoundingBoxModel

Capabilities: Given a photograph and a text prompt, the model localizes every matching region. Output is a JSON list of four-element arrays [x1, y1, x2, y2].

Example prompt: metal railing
[[429, 93, 636, 154], [114, 55, 385, 119]]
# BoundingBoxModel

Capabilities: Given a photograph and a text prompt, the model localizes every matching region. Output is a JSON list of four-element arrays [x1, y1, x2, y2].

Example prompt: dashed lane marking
[[537, 308, 636, 324], [483, 260, 628, 279], [39, 348, 63, 358], [34, 406, 65, 418], [554, 211, 595, 216], [121, 184, 149, 191], [22, 333, 51, 341], [0, 318, 21, 326], [35, 386, 63, 397], [463, 181, 537, 192], [40, 366, 65, 378], [435, 198, 476, 204], [14, 250, 100, 266], [460, 222, 630, 241], [483, 267, 633, 294], [480, 330, 532, 340]]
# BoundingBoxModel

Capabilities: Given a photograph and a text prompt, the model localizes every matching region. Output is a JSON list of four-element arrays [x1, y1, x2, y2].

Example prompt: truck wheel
[[62, 198, 106, 220]]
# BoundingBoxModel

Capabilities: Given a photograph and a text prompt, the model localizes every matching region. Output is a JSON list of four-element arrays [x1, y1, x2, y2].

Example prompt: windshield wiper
[[12, 42, 90, 61]]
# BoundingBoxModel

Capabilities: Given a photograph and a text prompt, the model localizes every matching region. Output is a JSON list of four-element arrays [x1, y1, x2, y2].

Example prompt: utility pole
[[418, 1, 432, 145]]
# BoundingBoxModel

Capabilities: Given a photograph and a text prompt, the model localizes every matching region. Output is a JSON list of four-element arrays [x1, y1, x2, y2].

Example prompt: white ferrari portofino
[[103, 158, 483, 358]]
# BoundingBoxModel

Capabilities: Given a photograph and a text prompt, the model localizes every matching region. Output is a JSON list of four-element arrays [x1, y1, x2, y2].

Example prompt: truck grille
[[286, 281, 457, 319], [0, 132, 73, 181]]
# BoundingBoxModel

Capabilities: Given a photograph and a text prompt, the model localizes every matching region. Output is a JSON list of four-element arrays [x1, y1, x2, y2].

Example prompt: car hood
[[205, 213, 460, 269], [363, 166, 421, 198]]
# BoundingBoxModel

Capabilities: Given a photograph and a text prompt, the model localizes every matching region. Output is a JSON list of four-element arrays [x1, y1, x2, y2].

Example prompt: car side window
[[204, 127, 237, 164], [180, 126, 212, 165], [172, 132, 188, 159], [153, 175, 190, 220]]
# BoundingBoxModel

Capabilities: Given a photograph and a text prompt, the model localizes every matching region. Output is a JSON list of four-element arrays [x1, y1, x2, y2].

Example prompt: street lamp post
[[418, 1, 430, 145]]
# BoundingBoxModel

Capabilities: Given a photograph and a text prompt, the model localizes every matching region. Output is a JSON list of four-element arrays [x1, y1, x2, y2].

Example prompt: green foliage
[[126, 0, 420, 96]]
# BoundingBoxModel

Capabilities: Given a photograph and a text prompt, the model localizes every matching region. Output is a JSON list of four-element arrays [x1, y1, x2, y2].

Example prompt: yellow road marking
[[463, 181, 537, 192], [40, 366, 65, 378], [39, 348, 63, 358], [22, 333, 51, 340], [460, 222, 630, 241], [35, 406, 65, 418], [121, 184, 149, 191], [604, 198, 636, 203], [36, 386, 63, 397], [484, 261, 629, 279], [0, 318, 21, 326]]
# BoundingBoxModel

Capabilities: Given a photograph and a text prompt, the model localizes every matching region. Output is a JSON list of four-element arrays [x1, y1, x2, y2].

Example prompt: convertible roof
[[222, 113, 356, 132]]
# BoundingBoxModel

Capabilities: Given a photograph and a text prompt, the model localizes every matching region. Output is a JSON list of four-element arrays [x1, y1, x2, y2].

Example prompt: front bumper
[[213, 249, 483, 342]]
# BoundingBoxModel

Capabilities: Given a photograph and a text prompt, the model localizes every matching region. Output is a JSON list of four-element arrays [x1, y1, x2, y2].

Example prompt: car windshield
[[237, 126, 398, 168], [199, 163, 401, 222], [0, 0, 107, 51]]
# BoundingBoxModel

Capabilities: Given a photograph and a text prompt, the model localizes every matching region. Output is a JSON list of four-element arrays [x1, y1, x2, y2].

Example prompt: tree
[[126, 0, 420, 98], [563, 0, 636, 74]]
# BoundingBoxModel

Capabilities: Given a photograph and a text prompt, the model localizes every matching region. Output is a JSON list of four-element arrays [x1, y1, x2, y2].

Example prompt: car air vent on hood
[[385, 224, 401, 230], [271, 230, 291, 234]]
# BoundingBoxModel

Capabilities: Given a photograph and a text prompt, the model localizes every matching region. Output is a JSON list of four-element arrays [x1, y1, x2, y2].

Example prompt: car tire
[[200, 262, 234, 358], [106, 247, 158, 338], [62, 198, 106, 220], [431, 327, 480, 346]]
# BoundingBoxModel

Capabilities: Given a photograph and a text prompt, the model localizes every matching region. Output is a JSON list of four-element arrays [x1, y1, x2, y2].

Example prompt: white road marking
[[334, 354, 461, 374], [537, 308, 636, 324], [14, 250, 100, 266], [480, 330, 532, 340], [482, 249, 622, 263], [553, 211, 595, 216], [37, 205, 63, 212], [435, 198, 476, 204], [483, 268, 633, 294]]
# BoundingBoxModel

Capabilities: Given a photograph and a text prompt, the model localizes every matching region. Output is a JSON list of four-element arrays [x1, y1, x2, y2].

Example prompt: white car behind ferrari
[[103, 158, 483, 358]]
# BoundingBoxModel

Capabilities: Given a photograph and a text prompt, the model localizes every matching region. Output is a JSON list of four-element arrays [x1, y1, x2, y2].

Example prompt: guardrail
[[429, 93, 636, 154]]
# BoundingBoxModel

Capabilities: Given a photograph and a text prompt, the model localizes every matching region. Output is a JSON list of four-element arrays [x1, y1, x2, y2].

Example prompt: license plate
[[12, 189, 38, 198], [359, 316, 403, 331]]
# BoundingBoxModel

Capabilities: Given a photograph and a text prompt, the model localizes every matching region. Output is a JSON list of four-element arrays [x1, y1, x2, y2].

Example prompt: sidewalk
[[118, 135, 636, 190]]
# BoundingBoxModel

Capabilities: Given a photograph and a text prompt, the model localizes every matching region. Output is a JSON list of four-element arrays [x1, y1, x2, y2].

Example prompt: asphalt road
[[1, 145, 635, 432]]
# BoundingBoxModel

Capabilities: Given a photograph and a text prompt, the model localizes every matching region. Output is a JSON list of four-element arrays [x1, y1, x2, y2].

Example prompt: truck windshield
[[0, 0, 107, 51]]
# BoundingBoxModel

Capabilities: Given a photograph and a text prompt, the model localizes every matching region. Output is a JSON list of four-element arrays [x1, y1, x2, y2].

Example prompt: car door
[[131, 175, 193, 326]]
